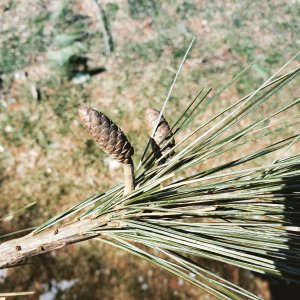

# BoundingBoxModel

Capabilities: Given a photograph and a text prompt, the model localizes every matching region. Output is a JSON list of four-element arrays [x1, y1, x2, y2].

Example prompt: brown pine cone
[[78, 107, 134, 164], [144, 108, 175, 160]]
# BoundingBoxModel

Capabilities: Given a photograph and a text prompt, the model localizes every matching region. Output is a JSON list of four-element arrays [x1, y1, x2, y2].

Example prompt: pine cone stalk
[[78, 107, 135, 195]]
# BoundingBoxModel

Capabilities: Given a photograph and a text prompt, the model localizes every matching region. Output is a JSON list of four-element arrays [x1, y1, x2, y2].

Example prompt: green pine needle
[[31, 47, 300, 299]]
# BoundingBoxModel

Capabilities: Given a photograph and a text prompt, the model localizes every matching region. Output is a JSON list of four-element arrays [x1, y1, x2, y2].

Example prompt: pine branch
[[0, 214, 118, 268]]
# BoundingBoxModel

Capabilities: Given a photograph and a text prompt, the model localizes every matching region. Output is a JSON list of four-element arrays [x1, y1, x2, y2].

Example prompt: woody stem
[[123, 161, 135, 196]]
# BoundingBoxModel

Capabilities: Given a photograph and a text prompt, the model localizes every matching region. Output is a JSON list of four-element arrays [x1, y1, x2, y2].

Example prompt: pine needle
[[23, 51, 300, 299]]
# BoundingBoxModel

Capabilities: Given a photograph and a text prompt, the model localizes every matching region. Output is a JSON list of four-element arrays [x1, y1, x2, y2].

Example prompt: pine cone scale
[[145, 108, 175, 160]]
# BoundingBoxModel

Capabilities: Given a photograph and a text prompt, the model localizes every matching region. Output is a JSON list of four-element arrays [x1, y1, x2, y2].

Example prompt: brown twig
[[0, 217, 114, 268], [89, 0, 113, 56]]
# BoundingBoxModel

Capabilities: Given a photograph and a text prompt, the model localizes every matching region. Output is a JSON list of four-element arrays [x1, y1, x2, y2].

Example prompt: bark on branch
[[0, 217, 114, 268]]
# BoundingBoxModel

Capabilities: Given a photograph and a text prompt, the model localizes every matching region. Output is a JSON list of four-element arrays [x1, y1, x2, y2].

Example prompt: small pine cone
[[145, 108, 175, 159], [78, 107, 134, 164]]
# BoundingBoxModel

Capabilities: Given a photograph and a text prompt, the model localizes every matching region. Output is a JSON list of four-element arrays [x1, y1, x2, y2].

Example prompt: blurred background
[[0, 0, 299, 299]]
